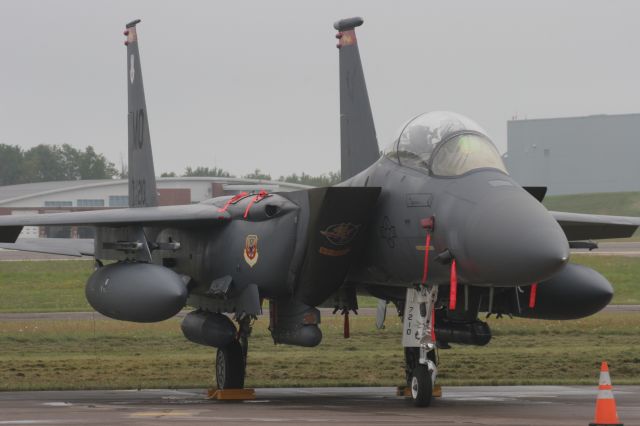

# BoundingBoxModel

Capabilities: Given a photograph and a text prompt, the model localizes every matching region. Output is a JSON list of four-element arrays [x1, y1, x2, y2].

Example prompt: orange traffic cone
[[589, 361, 623, 426]]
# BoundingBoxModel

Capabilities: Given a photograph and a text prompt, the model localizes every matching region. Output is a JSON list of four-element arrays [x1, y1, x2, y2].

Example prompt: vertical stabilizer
[[124, 20, 158, 207], [334, 17, 379, 180]]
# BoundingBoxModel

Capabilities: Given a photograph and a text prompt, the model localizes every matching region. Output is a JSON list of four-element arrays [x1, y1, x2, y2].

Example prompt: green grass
[[571, 255, 640, 304], [543, 191, 640, 217], [0, 260, 93, 312], [543, 191, 640, 239], [0, 259, 637, 389], [0, 260, 378, 313], [0, 312, 638, 390]]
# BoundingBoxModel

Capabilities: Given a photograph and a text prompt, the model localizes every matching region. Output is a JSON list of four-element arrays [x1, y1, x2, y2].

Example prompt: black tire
[[216, 340, 245, 389], [410, 365, 433, 407]]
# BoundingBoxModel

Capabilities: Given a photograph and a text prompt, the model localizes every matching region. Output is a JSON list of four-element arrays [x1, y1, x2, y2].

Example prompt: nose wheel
[[402, 287, 439, 407], [410, 365, 433, 407]]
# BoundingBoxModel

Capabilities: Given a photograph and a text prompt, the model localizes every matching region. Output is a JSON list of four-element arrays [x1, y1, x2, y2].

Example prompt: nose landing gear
[[401, 286, 439, 407]]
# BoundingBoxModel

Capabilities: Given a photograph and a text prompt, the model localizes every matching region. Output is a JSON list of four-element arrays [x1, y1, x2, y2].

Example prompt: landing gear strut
[[402, 286, 438, 407], [215, 315, 252, 390]]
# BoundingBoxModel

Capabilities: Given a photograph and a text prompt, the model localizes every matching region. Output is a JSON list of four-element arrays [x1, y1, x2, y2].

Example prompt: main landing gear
[[215, 315, 251, 390], [216, 340, 245, 389], [402, 286, 439, 407]]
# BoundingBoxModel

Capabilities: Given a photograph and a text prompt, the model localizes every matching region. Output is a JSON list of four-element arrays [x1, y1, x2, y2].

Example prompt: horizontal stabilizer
[[552, 211, 640, 240], [0, 238, 94, 257]]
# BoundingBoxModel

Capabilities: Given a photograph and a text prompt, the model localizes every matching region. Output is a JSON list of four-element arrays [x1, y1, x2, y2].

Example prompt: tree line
[[0, 144, 119, 185], [0, 143, 342, 187], [162, 167, 341, 186]]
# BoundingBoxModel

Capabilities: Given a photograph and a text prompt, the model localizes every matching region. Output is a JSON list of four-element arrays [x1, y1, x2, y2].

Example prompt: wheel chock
[[396, 386, 410, 397], [396, 384, 442, 398], [433, 384, 442, 397], [207, 388, 256, 400]]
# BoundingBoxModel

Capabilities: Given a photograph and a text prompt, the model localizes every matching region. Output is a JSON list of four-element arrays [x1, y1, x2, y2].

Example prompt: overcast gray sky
[[1, 0, 639, 178]]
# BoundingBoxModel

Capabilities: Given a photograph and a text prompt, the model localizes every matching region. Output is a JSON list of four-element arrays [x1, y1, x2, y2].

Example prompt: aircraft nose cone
[[459, 190, 569, 285]]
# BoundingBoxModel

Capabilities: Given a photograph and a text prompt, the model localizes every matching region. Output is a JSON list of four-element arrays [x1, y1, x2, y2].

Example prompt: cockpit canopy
[[383, 111, 507, 176]]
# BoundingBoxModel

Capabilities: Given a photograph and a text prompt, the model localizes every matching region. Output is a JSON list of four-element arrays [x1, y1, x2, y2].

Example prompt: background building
[[505, 113, 640, 195], [0, 177, 310, 239]]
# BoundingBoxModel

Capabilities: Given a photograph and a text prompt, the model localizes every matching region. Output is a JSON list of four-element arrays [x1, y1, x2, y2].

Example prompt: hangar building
[[505, 113, 640, 195], [0, 177, 309, 239]]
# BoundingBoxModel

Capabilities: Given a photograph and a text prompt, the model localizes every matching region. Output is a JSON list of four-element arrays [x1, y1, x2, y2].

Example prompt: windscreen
[[431, 133, 507, 176], [383, 111, 489, 170]]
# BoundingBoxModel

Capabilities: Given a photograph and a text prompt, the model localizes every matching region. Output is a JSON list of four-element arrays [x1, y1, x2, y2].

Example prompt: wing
[[551, 211, 640, 240], [0, 238, 94, 257], [0, 203, 230, 243]]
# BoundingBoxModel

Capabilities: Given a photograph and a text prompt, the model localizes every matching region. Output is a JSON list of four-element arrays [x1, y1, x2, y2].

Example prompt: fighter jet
[[1, 18, 639, 407]]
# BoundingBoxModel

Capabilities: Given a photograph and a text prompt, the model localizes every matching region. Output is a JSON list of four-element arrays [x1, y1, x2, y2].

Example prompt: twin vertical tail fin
[[121, 17, 375, 200], [124, 20, 158, 208], [334, 17, 379, 181]]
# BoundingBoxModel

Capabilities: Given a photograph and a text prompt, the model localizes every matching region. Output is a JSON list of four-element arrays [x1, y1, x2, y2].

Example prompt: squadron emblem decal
[[320, 223, 361, 246], [243, 234, 259, 267]]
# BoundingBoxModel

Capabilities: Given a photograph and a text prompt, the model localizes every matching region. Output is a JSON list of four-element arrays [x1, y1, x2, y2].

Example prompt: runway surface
[[573, 241, 640, 256], [0, 386, 638, 425], [0, 249, 89, 261]]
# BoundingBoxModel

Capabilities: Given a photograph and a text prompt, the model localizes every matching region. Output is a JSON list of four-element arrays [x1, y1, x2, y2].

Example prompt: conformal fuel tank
[[86, 262, 188, 322]]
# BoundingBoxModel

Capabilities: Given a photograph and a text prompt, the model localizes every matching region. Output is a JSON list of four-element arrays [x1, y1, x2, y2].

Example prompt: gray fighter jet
[[1, 18, 639, 407]]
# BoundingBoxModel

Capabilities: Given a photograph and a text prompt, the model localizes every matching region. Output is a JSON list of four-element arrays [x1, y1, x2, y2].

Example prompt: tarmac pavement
[[0, 386, 638, 425], [573, 241, 640, 256]]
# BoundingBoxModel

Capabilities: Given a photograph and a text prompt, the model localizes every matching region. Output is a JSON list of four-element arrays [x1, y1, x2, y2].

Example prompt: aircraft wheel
[[410, 365, 432, 407], [215, 340, 245, 389]]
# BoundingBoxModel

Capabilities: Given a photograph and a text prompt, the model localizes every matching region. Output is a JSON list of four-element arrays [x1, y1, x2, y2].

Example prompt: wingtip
[[333, 17, 364, 31]]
